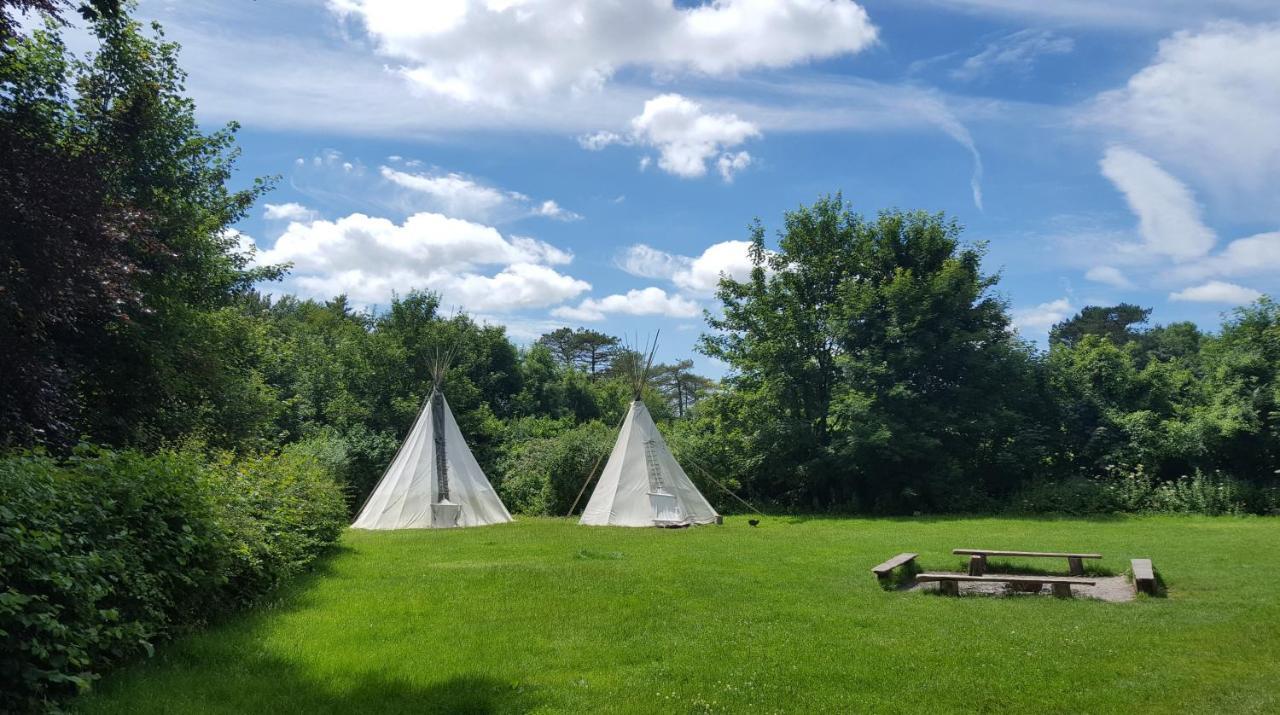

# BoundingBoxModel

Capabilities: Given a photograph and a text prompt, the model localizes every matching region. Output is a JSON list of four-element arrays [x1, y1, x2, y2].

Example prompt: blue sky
[[103, 1, 1280, 375]]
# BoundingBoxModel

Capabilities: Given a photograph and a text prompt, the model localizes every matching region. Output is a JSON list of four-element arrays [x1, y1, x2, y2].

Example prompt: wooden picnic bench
[[953, 548, 1102, 576], [1131, 558, 1156, 595], [871, 552, 918, 582], [917, 572, 1096, 598]]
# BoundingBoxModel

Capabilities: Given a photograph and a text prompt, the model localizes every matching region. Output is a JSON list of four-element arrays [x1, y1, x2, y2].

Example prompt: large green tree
[[703, 195, 1047, 511], [2, 11, 281, 449], [68, 15, 283, 448]]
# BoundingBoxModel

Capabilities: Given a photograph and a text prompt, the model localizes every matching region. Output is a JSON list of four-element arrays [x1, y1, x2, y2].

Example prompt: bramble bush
[[0, 445, 345, 713]]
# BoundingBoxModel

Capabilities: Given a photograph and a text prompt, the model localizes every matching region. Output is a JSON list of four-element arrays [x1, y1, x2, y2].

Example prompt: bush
[[272, 428, 395, 517], [204, 444, 349, 603], [0, 446, 345, 713], [496, 421, 614, 516], [1254, 486, 1280, 515], [1008, 478, 1122, 515], [1009, 466, 1261, 516], [1109, 468, 1247, 515]]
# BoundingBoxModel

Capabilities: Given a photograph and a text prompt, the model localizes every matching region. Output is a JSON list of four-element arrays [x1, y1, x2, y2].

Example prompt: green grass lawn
[[77, 516, 1280, 714]]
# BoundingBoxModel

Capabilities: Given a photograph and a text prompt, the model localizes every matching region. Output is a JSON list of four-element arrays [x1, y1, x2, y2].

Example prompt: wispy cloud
[[952, 29, 1073, 82], [380, 164, 582, 223]]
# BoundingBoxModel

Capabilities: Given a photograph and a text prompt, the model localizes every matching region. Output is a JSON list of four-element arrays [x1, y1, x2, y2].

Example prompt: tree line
[[3, 6, 1277, 515]]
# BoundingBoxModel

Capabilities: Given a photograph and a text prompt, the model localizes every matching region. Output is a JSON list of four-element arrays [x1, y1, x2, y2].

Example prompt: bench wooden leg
[[1068, 557, 1084, 576], [967, 554, 986, 576], [1052, 583, 1073, 598], [939, 580, 959, 596]]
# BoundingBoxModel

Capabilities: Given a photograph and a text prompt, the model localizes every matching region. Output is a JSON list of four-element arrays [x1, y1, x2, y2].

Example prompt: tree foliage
[[701, 196, 1047, 510]]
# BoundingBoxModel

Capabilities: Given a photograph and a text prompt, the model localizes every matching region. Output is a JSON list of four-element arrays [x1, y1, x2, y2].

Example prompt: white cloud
[[263, 202, 319, 221], [620, 244, 693, 281], [329, 0, 878, 104], [552, 287, 701, 322], [1012, 298, 1073, 333], [952, 29, 1073, 82], [717, 151, 753, 182], [1091, 22, 1280, 219], [584, 94, 761, 181], [532, 200, 582, 222], [380, 166, 512, 220], [256, 211, 586, 309], [676, 240, 761, 292], [379, 165, 581, 223], [618, 240, 760, 294], [578, 131, 624, 151], [1165, 231, 1280, 283], [1084, 265, 1133, 289], [1169, 281, 1263, 304], [1098, 146, 1215, 261]]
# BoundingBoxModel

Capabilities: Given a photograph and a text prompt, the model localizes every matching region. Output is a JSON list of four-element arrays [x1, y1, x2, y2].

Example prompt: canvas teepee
[[353, 351, 512, 530], [579, 337, 720, 528]]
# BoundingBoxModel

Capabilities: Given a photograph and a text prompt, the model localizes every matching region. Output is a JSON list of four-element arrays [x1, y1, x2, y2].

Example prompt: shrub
[[204, 445, 349, 602], [1009, 466, 1259, 516], [1254, 486, 1280, 515], [496, 421, 614, 516], [1007, 478, 1122, 515], [0, 446, 345, 713]]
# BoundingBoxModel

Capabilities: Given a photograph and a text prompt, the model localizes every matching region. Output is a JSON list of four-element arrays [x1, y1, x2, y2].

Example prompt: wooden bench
[[1132, 558, 1156, 595], [871, 552, 918, 581], [917, 572, 1096, 598], [953, 548, 1102, 576]]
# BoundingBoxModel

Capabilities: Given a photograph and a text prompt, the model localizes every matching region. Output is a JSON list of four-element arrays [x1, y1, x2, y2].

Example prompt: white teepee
[[353, 366, 512, 529], [580, 399, 720, 527]]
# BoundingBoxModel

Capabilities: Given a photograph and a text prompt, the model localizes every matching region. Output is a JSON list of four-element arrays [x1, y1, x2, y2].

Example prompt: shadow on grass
[[79, 543, 542, 714], [1133, 569, 1171, 599], [201, 543, 359, 625], [86, 654, 539, 715], [876, 562, 922, 592]]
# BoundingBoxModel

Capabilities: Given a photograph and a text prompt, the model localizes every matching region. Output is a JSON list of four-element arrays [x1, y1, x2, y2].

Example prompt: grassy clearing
[[77, 516, 1280, 714]]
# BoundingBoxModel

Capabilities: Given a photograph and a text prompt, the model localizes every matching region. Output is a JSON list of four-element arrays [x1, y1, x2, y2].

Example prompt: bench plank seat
[[919, 571, 1095, 598], [1132, 558, 1156, 595], [917, 573, 1095, 585], [871, 552, 917, 577], [953, 549, 1102, 559]]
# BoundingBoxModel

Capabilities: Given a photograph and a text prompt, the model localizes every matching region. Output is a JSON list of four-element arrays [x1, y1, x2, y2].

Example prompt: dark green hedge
[[0, 445, 346, 713]]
